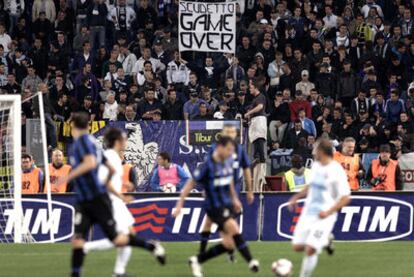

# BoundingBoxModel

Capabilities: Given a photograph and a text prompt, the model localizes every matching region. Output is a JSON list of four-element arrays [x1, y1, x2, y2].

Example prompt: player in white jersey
[[83, 128, 165, 277], [288, 138, 351, 277]]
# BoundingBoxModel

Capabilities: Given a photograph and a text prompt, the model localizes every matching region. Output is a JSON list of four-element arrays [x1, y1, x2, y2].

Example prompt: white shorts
[[292, 214, 336, 253], [111, 198, 135, 234]]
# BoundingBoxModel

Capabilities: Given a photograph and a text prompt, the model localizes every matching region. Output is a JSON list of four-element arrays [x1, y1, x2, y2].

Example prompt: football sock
[[197, 244, 228, 263], [83, 239, 113, 254], [299, 254, 318, 277], [128, 234, 155, 251], [71, 248, 85, 277], [114, 246, 132, 275], [233, 234, 252, 263], [199, 231, 211, 254]]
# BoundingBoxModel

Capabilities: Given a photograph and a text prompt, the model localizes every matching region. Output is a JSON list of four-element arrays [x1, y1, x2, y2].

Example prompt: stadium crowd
[[2, 0, 414, 192]]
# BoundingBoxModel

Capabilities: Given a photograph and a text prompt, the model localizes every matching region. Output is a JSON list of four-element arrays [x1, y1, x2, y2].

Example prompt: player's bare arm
[[288, 185, 309, 211], [172, 179, 195, 218], [319, 195, 351, 219]]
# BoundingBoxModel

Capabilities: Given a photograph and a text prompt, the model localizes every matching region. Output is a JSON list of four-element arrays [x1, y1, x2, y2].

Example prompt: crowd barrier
[[2, 192, 413, 243]]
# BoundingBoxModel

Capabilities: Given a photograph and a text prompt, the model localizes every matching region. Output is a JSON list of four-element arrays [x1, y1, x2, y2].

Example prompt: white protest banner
[[399, 153, 414, 190], [179, 0, 236, 53]]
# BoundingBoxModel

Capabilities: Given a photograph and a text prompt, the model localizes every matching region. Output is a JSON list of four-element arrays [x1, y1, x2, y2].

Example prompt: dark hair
[[379, 144, 391, 153], [71, 112, 90, 130], [216, 136, 234, 147], [316, 138, 334, 157], [22, 153, 32, 160], [104, 127, 125, 149], [159, 152, 171, 162]]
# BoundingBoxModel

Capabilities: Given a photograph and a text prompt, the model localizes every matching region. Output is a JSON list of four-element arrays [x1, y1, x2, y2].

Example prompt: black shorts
[[74, 193, 117, 241], [206, 206, 235, 231]]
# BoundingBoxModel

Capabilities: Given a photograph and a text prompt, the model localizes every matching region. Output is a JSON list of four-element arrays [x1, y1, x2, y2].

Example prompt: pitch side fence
[[1, 192, 413, 243]]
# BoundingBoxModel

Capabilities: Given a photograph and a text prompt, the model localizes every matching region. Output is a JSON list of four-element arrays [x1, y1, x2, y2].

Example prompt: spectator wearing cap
[[230, 90, 249, 119], [160, 27, 178, 55], [137, 86, 162, 120], [268, 92, 290, 144], [166, 50, 190, 92], [289, 90, 311, 121], [183, 90, 204, 120], [366, 144, 402, 191], [213, 101, 232, 120], [385, 90, 405, 123], [295, 70, 315, 97], [163, 88, 183, 120], [153, 39, 169, 67]]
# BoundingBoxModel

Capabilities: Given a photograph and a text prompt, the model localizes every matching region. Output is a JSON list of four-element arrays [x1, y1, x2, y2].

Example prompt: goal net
[[0, 95, 23, 243]]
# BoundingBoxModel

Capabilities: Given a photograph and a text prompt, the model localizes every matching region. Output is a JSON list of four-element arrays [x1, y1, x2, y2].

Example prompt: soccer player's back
[[174, 136, 259, 277]]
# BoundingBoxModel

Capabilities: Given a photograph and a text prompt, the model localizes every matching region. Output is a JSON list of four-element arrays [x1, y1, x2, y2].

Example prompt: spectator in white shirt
[[0, 24, 12, 53], [296, 70, 315, 97], [103, 93, 119, 121], [118, 44, 137, 76], [109, 0, 136, 32], [361, 0, 383, 19], [132, 47, 165, 84], [323, 5, 338, 29]]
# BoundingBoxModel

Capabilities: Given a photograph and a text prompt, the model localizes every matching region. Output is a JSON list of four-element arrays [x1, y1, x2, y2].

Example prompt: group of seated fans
[[3, 0, 414, 192]]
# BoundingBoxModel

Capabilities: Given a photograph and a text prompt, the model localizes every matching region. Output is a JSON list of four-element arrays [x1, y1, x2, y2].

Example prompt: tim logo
[[1, 198, 74, 243], [277, 196, 413, 242], [128, 197, 243, 241], [129, 204, 168, 234]]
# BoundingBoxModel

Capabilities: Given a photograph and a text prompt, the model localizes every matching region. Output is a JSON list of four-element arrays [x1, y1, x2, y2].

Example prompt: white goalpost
[[0, 94, 55, 243], [0, 95, 22, 243]]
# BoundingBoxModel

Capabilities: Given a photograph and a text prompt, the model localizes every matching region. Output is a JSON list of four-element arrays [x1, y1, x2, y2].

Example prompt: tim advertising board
[[93, 195, 259, 241], [262, 193, 414, 241], [1, 196, 75, 243]]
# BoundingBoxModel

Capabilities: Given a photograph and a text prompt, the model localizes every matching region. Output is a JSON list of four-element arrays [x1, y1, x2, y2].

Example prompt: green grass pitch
[[0, 242, 413, 276]]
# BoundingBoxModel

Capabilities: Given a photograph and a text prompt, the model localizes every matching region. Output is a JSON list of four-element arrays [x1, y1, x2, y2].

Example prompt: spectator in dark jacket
[[337, 60, 360, 107], [284, 119, 309, 149], [385, 90, 406, 123], [237, 36, 256, 71], [315, 63, 336, 98]]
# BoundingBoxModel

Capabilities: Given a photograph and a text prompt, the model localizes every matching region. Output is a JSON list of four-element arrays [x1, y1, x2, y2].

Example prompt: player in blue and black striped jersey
[[199, 124, 254, 262], [64, 112, 166, 277], [173, 136, 259, 277]]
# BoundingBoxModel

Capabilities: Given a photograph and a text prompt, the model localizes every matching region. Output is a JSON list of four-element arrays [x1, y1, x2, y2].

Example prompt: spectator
[[213, 101, 232, 120], [109, 0, 136, 37], [167, 50, 190, 90], [0, 23, 12, 53], [295, 70, 315, 97], [47, 149, 72, 193], [137, 86, 162, 120], [183, 90, 204, 120], [21, 153, 44, 194], [118, 43, 137, 77], [194, 102, 213, 120], [366, 144, 402, 191], [268, 92, 290, 144], [289, 90, 312, 121], [298, 108, 317, 137], [284, 154, 311, 191], [102, 93, 118, 121], [150, 152, 189, 192], [351, 90, 370, 117], [87, 0, 108, 50], [32, 0, 56, 22], [163, 88, 183, 120], [284, 119, 309, 149], [337, 60, 360, 107], [385, 90, 405, 124]]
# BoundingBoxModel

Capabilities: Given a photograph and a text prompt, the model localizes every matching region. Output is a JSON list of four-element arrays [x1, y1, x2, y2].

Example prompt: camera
[[371, 176, 386, 187]]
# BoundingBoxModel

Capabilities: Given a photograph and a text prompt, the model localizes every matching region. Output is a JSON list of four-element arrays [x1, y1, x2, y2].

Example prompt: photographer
[[366, 144, 403, 191]]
